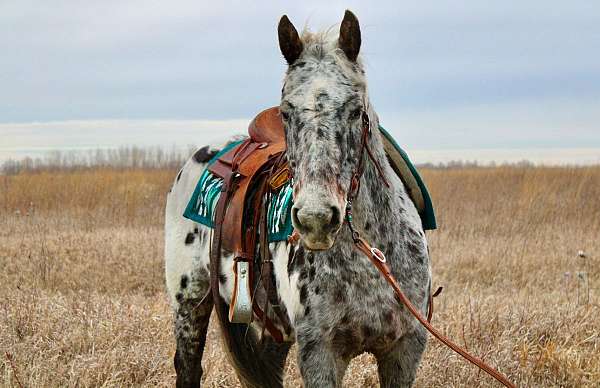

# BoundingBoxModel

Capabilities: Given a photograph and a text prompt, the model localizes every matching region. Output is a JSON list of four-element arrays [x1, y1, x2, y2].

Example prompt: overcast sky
[[1, 1, 599, 161]]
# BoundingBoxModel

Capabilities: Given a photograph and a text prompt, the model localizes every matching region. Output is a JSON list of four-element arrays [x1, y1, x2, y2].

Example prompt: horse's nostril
[[326, 206, 342, 232], [292, 206, 306, 232]]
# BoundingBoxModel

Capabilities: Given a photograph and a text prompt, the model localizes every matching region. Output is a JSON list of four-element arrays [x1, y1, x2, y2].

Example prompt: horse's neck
[[351, 117, 405, 245]]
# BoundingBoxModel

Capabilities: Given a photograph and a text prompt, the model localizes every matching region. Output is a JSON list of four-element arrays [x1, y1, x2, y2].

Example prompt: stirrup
[[228, 261, 252, 323]]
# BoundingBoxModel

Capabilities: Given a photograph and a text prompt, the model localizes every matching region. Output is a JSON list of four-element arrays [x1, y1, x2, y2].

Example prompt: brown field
[[1, 166, 599, 387]]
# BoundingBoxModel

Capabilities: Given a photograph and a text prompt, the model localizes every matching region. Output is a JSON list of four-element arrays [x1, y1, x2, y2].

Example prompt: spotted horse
[[165, 10, 511, 388]]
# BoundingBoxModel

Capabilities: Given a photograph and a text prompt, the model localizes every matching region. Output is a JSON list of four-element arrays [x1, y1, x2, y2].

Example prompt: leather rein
[[338, 111, 516, 388]]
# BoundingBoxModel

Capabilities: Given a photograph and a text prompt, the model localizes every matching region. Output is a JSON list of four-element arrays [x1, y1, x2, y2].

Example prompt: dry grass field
[[1, 166, 599, 387]]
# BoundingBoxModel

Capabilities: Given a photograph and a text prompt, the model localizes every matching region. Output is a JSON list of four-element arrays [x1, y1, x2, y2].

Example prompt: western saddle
[[208, 106, 291, 341]]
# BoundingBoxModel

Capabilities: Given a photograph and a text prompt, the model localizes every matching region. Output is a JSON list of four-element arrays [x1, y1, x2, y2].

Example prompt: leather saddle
[[208, 106, 290, 341]]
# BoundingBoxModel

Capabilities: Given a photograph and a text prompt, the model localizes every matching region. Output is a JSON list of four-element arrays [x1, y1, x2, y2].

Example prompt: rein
[[343, 111, 516, 388]]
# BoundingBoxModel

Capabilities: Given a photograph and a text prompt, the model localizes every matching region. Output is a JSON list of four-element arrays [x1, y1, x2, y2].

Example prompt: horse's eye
[[350, 108, 362, 120]]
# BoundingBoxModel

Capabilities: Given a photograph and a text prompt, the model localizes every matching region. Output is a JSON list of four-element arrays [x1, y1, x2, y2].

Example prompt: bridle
[[339, 110, 516, 388]]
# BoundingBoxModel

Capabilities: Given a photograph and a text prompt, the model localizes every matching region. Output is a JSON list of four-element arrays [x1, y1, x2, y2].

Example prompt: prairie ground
[[1, 166, 599, 387]]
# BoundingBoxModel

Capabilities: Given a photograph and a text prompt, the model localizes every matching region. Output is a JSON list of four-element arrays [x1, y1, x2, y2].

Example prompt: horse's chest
[[294, 271, 409, 351], [315, 302, 407, 356]]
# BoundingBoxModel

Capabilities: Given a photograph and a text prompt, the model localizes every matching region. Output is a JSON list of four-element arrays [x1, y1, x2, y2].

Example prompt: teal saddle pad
[[183, 140, 294, 242], [183, 126, 436, 242]]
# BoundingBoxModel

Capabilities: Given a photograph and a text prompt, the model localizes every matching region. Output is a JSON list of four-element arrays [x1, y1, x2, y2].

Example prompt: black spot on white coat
[[180, 275, 189, 289], [193, 146, 218, 164], [184, 233, 195, 245]]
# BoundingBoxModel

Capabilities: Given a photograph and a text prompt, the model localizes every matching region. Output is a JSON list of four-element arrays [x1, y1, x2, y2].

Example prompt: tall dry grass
[[1, 166, 599, 387]]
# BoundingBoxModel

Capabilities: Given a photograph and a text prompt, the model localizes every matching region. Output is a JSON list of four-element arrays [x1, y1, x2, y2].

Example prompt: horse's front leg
[[375, 326, 427, 388], [296, 325, 349, 388]]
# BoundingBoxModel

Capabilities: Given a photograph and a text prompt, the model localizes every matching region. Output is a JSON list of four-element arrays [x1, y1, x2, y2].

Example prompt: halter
[[341, 109, 515, 388]]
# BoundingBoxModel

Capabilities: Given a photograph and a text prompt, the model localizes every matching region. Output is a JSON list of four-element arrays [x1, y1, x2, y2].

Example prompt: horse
[[164, 10, 431, 388]]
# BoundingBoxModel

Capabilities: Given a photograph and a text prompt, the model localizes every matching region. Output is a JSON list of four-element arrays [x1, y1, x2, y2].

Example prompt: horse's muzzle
[[291, 199, 343, 250]]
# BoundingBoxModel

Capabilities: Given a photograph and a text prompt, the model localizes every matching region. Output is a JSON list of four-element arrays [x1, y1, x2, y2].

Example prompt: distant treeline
[[1, 146, 538, 175], [416, 159, 535, 169], [1, 146, 197, 175]]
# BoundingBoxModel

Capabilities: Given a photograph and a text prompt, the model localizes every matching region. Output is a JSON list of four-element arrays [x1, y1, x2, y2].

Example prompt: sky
[[1, 1, 599, 163]]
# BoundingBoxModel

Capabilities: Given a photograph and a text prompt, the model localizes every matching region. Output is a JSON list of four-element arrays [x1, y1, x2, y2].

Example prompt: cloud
[[381, 97, 600, 149], [0, 0, 599, 150], [0, 118, 247, 149], [2, 95, 598, 153]]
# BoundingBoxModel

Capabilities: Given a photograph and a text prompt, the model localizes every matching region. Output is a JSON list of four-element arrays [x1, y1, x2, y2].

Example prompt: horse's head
[[278, 10, 369, 250]]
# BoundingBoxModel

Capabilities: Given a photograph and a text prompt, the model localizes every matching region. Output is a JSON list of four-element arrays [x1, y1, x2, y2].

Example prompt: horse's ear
[[339, 10, 361, 62], [278, 15, 303, 65]]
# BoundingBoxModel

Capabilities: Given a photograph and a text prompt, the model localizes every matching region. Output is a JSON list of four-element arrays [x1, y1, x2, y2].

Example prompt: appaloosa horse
[[165, 10, 431, 388]]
